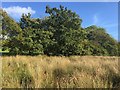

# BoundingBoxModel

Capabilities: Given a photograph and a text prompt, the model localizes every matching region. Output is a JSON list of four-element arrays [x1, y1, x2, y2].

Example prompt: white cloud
[[3, 6, 36, 20], [93, 14, 98, 25]]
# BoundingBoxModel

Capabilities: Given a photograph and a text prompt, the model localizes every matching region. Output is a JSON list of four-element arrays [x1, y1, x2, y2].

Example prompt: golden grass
[[1, 56, 120, 88]]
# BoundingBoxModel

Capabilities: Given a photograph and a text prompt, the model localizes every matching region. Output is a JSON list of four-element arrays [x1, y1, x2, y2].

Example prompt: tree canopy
[[1, 6, 119, 56]]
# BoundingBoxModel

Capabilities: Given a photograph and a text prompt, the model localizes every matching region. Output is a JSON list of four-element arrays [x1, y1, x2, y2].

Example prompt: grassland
[[1, 56, 120, 88]]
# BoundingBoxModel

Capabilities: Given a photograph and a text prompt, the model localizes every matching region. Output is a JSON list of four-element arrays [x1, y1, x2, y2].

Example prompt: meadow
[[1, 56, 120, 88]]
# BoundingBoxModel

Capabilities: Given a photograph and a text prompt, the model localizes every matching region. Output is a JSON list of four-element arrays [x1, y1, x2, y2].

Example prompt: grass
[[1, 55, 120, 88]]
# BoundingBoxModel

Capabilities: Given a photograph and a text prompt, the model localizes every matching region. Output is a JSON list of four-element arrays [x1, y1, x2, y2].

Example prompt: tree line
[[1, 5, 120, 56]]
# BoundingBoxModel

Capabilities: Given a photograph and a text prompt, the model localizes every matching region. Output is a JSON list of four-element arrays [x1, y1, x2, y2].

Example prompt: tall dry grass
[[1, 56, 120, 88]]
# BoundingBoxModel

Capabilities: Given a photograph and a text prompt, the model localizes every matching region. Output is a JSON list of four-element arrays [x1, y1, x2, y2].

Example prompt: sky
[[2, 2, 118, 41]]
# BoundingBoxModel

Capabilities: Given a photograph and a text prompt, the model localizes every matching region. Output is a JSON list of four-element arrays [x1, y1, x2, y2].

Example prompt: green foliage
[[1, 9, 22, 55], [85, 25, 118, 56], [43, 6, 85, 56], [118, 42, 120, 56], [1, 10, 22, 37], [1, 6, 118, 56], [45, 5, 82, 31], [19, 14, 44, 55]]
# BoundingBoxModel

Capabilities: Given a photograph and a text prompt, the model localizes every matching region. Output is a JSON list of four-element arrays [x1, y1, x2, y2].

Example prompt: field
[[1, 56, 120, 88]]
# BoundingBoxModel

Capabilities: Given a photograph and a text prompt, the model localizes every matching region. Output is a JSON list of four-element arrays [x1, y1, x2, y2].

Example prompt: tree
[[1, 9, 22, 55], [19, 13, 44, 55], [43, 5, 86, 56], [44, 5, 82, 31], [85, 25, 118, 56], [1, 6, 118, 56], [118, 42, 120, 56]]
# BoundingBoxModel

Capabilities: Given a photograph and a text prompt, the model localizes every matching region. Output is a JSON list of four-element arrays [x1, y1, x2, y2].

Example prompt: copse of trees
[[1, 6, 119, 56]]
